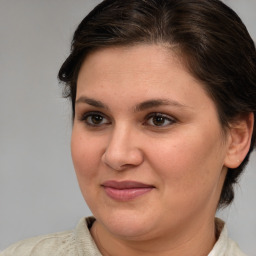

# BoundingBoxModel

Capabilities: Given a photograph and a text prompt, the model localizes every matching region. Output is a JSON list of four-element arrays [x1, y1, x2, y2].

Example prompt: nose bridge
[[102, 122, 143, 170], [109, 123, 132, 150]]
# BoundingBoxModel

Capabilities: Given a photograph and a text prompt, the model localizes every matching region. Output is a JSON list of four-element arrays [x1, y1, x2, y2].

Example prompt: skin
[[71, 45, 251, 256]]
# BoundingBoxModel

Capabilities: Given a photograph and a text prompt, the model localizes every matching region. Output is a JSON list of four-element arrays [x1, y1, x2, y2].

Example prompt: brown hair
[[58, 0, 256, 208]]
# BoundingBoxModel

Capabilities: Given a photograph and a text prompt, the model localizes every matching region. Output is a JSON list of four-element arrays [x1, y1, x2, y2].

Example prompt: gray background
[[0, 0, 255, 255]]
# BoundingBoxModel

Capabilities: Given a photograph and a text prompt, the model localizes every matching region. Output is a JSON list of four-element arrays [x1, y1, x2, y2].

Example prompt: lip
[[102, 180, 155, 201]]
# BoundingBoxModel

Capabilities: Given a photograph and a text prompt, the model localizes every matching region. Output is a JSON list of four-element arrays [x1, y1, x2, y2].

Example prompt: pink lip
[[102, 180, 155, 201]]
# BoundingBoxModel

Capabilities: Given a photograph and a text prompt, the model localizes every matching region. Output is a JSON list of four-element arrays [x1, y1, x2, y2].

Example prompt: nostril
[[101, 147, 144, 171], [101, 151, 126, 171]]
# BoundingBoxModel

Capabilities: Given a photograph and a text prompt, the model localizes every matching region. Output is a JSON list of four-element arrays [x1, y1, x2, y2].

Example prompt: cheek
[[150, 140, 224, 218], [147, 129, 225, 196], [71, 128, 102, 181], [70, 128, 108, 210]]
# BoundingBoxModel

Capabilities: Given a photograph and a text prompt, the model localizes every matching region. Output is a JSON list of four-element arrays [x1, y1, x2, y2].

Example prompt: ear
[[224, 112, 254, 169]]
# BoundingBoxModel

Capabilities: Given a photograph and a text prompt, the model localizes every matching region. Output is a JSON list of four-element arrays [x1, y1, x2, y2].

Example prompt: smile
[[102, 180, 155, 201]]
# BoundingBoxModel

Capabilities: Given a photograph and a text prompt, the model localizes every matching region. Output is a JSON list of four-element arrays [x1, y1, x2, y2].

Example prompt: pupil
[[153, 116, 164, 126], [92, 115, 103, 124]]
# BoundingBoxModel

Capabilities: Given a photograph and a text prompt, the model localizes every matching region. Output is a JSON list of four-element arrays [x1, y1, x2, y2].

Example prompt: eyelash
[[144, 113, 176, 127], [80, 111, 110, 127], [80, 111, 176, 128]]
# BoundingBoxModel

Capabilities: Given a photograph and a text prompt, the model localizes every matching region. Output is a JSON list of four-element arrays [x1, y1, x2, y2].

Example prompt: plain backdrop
[[0, 0, 255, 255]]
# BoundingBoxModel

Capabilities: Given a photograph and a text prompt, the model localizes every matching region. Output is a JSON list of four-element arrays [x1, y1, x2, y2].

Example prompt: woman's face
[[72, 45, 229, 239]]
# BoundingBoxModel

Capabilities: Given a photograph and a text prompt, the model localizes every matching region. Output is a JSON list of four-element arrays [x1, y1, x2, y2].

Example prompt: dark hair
[[58, 0, 256, 208]]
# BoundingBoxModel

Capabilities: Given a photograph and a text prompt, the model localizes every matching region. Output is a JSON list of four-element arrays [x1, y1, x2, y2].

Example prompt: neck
[[90, 217, 217, 256]]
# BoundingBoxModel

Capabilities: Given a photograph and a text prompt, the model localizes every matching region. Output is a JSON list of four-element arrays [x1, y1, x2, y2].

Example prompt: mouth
[[101, 180, 155, 201]]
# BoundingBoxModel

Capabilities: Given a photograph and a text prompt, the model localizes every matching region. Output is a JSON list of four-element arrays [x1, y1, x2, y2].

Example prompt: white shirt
[[0, 217, 247, 256]]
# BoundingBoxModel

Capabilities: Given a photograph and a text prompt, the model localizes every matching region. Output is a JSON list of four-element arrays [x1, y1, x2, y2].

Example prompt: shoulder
[[0, 217, 101, 256], [209, 218, 247, 256], [226, 238, 247, 256], [0, 230, 75, 256]]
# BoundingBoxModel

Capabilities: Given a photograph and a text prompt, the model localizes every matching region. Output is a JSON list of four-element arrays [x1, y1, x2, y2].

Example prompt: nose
[[102, 126, 144, 171]]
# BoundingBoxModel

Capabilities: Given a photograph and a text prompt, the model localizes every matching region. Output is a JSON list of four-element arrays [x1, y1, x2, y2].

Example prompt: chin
[[94, 208, 157, 239]]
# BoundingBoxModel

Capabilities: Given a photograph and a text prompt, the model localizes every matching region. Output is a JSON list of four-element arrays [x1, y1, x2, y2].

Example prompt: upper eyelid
[[80, 111, 108, 119], [146, 112, 176, 120], [80, 112, 111, 127], [145, 112, 177, 127], [83, 111, 106, 116], [78, 110, 177, 123]]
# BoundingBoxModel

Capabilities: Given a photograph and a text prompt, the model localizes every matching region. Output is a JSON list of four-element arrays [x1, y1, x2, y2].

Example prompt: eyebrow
[[75, 96, 189, 112], [134, 99, 189, 112], [75, 96, 109, 110]]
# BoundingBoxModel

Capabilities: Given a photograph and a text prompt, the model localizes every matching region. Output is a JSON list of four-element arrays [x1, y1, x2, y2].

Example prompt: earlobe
[[224, 112, 254, 169]]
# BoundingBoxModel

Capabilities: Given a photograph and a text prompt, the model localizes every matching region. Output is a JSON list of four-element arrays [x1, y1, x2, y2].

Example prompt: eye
[[81, 112, 110, 127], [145, 113, 175, 127]]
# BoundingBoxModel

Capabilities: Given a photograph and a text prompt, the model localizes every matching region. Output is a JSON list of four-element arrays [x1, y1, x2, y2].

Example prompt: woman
[[1, 0, 256, 255]]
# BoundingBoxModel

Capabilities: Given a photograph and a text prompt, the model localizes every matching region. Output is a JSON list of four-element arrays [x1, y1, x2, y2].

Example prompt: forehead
[[76, 44, 215, 111], [78, 44, 193, 90]]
